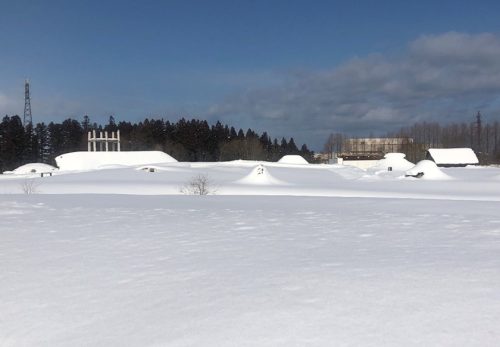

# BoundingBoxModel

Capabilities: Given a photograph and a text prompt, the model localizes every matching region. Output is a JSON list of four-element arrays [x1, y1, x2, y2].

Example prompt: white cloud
[[206, 32, 500, 148]]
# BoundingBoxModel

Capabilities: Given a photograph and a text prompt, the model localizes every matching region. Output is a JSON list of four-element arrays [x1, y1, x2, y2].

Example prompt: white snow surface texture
[[1, 161, 500, 346]]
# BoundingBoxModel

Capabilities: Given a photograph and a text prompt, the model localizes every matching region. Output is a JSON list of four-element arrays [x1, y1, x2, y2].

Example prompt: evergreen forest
[[0, 115, 314, 172]]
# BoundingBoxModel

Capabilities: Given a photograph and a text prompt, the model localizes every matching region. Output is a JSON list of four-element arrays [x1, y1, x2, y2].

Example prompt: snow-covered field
[[1, 161, 500, 346]]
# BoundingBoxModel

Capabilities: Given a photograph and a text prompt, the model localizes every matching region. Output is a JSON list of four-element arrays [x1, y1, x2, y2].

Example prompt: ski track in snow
[[1, 195, 500, 346]]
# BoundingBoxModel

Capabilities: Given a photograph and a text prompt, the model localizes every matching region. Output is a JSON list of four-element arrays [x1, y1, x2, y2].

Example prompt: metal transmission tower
[[23, 79, 32, 127]]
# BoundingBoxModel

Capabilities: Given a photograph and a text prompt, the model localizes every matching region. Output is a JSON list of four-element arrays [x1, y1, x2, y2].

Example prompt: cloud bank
[[207, 32, 500, 149]]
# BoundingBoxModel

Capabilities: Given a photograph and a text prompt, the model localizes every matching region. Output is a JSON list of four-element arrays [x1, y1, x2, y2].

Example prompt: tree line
[[0, 115, 314, 172], [324, 113, 500, 164]]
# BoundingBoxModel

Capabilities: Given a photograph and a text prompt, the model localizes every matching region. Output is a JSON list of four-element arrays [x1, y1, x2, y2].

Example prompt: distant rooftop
[[426, 148, 479, 167]]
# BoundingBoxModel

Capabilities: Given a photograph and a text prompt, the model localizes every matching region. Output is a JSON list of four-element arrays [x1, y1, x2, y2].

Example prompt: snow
[[3, 160, 500, 199], [278, 155, 309, 164], [2, 160, 500, 345], [406, 160, 452, 180], [3, 163, 58, 175], [428, 148, 479, 165], [1, 195, 500, 346], [55, 151, 177, 171], [368, 152, 414, 172]]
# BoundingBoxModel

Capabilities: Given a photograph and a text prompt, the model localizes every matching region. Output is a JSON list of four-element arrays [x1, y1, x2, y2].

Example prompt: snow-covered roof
[[55, 151, 178, 171], [427, 148, 478, 165]]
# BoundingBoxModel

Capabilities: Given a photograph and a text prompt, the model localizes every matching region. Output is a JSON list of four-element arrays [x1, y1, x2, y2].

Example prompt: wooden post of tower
[[87, 129, 120, 152], [117, 130, 121, 151]]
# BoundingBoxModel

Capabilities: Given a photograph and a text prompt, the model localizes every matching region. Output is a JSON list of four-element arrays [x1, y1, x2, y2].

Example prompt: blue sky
[[2, 0, 500, 149]]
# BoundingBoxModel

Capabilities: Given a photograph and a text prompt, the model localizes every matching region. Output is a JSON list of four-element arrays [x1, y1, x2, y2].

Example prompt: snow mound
[[135, 165, 186, 173], [236, 165, 287, 185], [136, 165, 164, 172], [4, 163, 58, 175], [278, 155, 308, 165], [55, 151, 177, 171], [328, 164, 366, 179], [369, 153, 414, 172], [406, 160, 452, 180]]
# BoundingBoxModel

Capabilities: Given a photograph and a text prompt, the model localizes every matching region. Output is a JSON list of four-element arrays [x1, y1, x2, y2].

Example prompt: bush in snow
[[20, 178, 41, 194], [181, 174, 216, 195]]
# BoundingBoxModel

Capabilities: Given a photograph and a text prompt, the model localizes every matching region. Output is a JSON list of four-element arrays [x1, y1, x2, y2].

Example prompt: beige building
[[327, 137, 414, 170], [342, 138, 413, 155]]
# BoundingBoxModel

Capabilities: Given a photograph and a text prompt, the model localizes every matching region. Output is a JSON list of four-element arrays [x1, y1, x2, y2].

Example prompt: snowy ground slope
[[1, 195, 500, 346], [1, 161, 500, 200]]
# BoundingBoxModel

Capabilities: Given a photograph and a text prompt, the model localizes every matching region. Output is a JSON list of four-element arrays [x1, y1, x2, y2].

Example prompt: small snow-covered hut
[[425, 148, 478, 167]]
